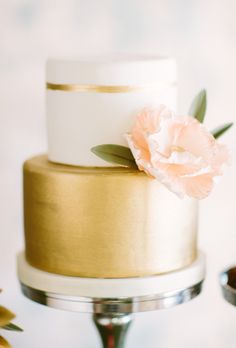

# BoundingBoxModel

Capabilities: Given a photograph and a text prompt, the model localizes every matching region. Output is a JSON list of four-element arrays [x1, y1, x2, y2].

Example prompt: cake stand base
[[18, 252, 205, 348]]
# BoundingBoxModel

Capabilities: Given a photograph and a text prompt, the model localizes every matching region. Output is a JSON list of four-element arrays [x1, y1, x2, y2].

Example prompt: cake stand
[[17, 252, 205, 348], [220, 265, 236, 306]]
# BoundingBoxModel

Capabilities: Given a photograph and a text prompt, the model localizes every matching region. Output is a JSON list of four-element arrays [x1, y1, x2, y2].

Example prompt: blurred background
[[0, 1, 235, 347]]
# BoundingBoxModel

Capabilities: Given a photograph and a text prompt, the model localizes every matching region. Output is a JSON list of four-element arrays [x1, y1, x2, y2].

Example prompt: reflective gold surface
[[23, 155, 198, 278], [46, 82, 176, 93]]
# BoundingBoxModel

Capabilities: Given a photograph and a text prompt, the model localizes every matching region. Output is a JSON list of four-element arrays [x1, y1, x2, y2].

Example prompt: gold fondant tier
[[23, 155, 198, 278]]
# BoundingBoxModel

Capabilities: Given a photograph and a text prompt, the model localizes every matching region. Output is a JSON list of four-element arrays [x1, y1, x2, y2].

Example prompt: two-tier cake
[[22, 56, 199, 279]]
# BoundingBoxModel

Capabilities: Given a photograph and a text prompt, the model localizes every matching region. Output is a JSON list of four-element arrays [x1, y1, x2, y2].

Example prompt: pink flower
[[125, 106, 229, 199]]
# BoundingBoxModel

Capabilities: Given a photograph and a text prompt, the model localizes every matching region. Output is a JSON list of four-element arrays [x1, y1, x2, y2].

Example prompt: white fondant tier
[[17, 251, 205, 298], [46, 56, 177, 166]]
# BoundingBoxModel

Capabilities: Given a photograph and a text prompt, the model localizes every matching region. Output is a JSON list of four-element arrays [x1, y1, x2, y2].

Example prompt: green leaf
[[91, 144, 138, 168], [211, 122, 233, 139], [2, 323, 23, 332], [189, 89, 207, 123]]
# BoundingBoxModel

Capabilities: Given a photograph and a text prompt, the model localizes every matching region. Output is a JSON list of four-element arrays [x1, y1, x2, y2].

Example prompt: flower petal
[[126, 106, 229, 199], [0, 336, 11, 348], [0, 307, 15, 328]]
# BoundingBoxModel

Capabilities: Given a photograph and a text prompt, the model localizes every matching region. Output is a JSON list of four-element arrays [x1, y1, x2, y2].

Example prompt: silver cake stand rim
[[20, 280, 203, 314], [220, 266, 236, 306]]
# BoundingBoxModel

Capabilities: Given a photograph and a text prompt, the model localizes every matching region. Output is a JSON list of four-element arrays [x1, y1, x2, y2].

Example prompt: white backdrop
[[0, 1, 236, 347]]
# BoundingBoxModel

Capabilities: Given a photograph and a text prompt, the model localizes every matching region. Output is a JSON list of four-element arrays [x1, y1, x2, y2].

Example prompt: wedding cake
[[23, 56, 199, 279]]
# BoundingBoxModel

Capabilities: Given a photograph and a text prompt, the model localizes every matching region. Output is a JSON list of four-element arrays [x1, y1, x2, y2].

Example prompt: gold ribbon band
[[46, 82, 176, 93]]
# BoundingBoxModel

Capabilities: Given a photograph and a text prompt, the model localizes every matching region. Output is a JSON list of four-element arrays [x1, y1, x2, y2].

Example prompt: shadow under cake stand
[[17, 252, 205, 348]]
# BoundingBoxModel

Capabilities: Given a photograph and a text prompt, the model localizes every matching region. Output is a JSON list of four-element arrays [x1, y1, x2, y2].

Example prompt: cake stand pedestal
[[17, 252, 205, 348]]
